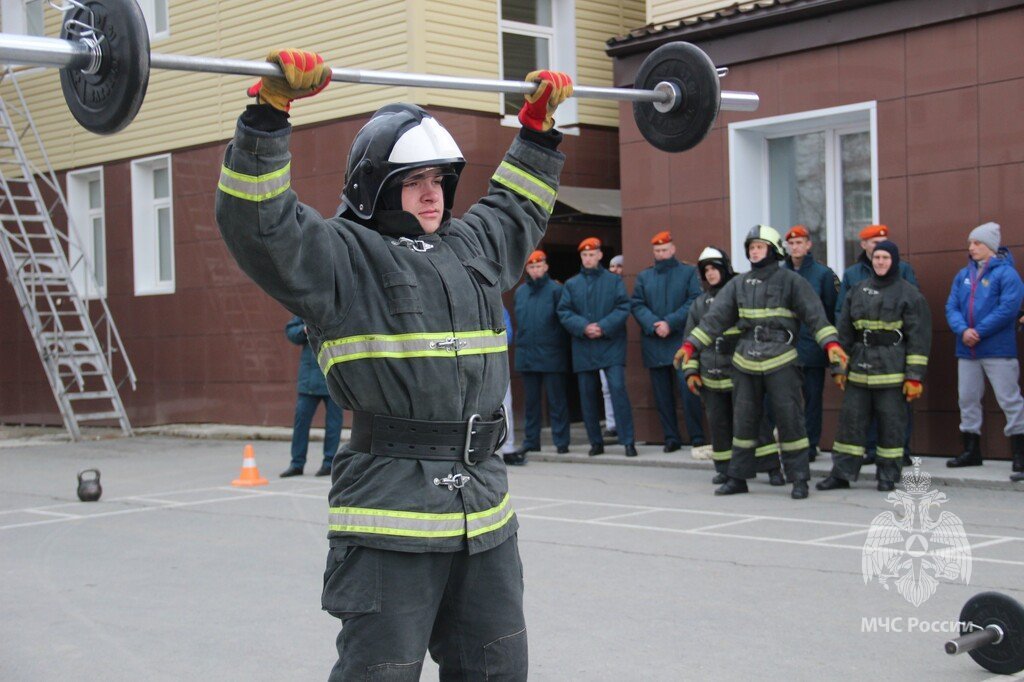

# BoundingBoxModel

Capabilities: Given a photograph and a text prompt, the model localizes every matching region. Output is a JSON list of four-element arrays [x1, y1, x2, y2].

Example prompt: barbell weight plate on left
[[958, 592, 1024, 675], [59, 0, 150, 135], [632, 41, 720, 153]]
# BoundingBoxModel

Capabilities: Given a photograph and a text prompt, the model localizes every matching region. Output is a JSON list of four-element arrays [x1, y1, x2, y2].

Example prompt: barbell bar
[[0, 0, 758, 151], [944, 592, 1024, 675]]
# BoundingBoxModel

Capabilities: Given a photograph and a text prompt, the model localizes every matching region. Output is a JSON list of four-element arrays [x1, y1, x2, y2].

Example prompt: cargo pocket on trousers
[[320, 543, 381, 620], [483, 627, 528, 680], [364, 660, 423, 681]]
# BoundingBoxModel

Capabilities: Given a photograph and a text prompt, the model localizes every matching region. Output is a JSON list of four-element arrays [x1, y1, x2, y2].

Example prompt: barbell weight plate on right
[[959, 592, 1024, 675], [632, 41, 720, 153], [59, 0, 150, 135]]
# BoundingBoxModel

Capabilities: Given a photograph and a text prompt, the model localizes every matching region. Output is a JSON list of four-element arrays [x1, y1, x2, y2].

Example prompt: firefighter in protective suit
[[817, 241, 931, 491], [216, 48, 572, 680], [675, 226, 848, 499], [682, 247, 784, 485]]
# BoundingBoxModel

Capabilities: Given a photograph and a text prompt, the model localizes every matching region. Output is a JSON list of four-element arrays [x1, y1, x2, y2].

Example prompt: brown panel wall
[[616, 7, 1024, 458], [0, 109, 619, 429]]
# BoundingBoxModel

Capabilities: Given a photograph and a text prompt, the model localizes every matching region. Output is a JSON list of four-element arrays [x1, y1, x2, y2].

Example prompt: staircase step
[[74, 410, 122, 421], [65, 391, 117, 400]]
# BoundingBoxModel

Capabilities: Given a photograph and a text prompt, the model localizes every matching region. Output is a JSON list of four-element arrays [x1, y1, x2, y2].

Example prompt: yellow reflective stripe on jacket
[[318, 330, 507, 373], [491, 161, 556, 213], [853, 319, 904, 331], [754, 443, 778, 457], [328, 493, 514, 540], [876, 446, 904, 459], [815, 325, 838, 343], [733, 348, 798, 373], [683, 359, 699, 371], [701, 376, 733, 390], [906, 354, 928, 366], [692, 327, 713, 347], [738, 307, 796, 319], [848, 371, 904, 386], [724, 327, 741, 336], [832, 441, 865, 456], [217, 163, 291, 202], [780, 437, 810, 452]]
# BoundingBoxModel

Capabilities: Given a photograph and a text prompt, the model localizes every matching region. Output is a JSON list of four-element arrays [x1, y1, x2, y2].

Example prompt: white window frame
[[66, 166, 106, 300], [2, 0, 44, 36], [497, 0, 578, 133], [131, 153, 174, 296], [728, 102, 878, 273], [136, 0, 169, 41]]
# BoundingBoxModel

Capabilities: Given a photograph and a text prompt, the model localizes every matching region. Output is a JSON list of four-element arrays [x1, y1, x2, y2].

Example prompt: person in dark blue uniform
[[781, 225, 839, 462], [506, 249, 571, 464], [558, 237, 637, 457], [631, 230, 704, 452]]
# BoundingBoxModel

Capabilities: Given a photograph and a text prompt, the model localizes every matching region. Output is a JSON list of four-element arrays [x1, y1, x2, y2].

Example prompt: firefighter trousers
[[323, 535, 526, 681], [730, 365, 809, 482], [831, 384, 906, 483], [702, 389, 780, 475]]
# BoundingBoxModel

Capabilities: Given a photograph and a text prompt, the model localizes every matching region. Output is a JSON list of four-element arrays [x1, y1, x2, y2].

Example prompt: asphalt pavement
[[1, 430, 1022, 680]]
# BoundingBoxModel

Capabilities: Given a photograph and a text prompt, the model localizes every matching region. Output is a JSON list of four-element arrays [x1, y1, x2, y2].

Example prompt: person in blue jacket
[[837, 223, 919, 465], [631, 230, 705, 452], [781, 225, 839, 462], [282, 316, 344, 477], [558, 237, 637, 457], [500, 305, 519, 461], [943, 221, 1024, 476], [506, 249, 571, 464]]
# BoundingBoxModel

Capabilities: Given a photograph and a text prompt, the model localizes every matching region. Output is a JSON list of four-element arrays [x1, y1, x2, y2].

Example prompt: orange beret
[[651, 230, 672, 245], [527, 249, 546, 264], [578, 237, 602, 252], [859, 224, 889, 240], [785, 225, 809, 241]]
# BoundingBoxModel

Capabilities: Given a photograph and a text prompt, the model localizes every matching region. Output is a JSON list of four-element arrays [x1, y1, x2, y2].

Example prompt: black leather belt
[[714, 337, 737, 354], [349, 409, 507, 465], [862, 329, 903, 346]]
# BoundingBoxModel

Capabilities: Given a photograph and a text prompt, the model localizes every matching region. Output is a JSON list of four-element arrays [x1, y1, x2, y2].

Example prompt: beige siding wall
[[3, 0, 642, 171], [648, 0, 735, 25]]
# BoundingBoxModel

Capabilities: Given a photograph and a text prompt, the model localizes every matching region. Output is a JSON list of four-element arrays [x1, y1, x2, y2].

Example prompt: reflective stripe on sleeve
[[906, 355, 928, 366], [815, 325, 838, 343], [692, 327, 713, 347], [218, 163, 291, 202], [491, 161, 556, 213], [318, 330, 507, 373]]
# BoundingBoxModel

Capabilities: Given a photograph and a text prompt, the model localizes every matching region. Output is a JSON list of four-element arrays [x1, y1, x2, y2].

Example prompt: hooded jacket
[[945, 247, 1023, 359], [216, 110, 563, 555], [837, 251, 918, 317], [630, 257, 702, 368], [513, 274, 570, 373], [557, 266, 631, 372]]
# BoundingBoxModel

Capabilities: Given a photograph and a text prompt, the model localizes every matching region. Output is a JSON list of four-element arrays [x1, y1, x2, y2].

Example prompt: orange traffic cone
[[231, 443, 268, 487]]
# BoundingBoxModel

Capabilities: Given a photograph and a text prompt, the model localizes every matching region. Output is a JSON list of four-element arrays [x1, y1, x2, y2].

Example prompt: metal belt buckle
[[714, 337, 724, 352], [783, 328, 794, 345], [463, 413, 481, 466], [753, 325, 766, 343], [862, 329, 874, 346], [892, 329, 904, 345]]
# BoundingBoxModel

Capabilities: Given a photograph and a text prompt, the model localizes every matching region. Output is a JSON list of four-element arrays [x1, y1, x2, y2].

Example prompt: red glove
[[673, 342, 696, 371], [686, 374, 702, 395], [825, 342, 848, 372], [834, 373, 847, 391], [903, 380, 923, 402], [247, 48, 332, 112], [518, 70, 573, 132]]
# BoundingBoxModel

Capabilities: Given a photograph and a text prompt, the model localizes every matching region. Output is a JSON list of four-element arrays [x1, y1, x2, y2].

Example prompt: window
[[131, 154, 174, 295], [498, 0, 577, 129], [66, 167, 105, 299], [2, 0, 45, 36], [136, 0, 169, 39], [728, 102, 878, 274]]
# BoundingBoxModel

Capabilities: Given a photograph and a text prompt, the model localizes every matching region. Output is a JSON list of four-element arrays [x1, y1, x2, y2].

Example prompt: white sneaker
[[691, 444, 714, 460]]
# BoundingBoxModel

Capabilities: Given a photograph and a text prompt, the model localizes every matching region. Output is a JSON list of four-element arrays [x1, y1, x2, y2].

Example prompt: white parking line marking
[[809, 529, 869, 543], [24, 509, 81, 519], [687, 517, 763, 533], [590, 509, 658, 523]]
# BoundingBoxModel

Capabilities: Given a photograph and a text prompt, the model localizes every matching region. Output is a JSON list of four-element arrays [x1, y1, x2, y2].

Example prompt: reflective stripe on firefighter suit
[[830, 277, 931, 482], [684, 265, 839, 482], [683, 288, 779, 475]]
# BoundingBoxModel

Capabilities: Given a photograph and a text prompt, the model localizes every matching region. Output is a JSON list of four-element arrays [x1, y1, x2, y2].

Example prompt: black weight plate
[[632, 41, 720, 153], [959, 592, 1024, 675], [59, 0, 149, 134]]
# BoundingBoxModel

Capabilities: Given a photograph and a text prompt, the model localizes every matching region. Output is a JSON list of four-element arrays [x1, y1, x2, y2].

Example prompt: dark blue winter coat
[[285, 316, 330, 396], [630, 257, 701, 368], [945, 248, 1023, 359], [783, 253, 839, 368], [513, 274, 570, 373], [558, 266, 630, 372], [837, 251, 918, 317]]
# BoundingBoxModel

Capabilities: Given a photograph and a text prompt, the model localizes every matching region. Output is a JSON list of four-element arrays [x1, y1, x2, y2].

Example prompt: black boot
[[791, 480, 809, 500], [877, 479, 895, 492], [712, 472, 729, 485], [714, 477, 749, 495], [815, 475, 850, 491], [624, 444, 638, 458], [807, 446, 818, 463], [1011, 434, 1024, 473], [767, 469, 785, 486], [902, 451, 913, 467], [588, 444, 604, 457], [1012, 471, 1024, 482], [503, 450, 528, 466], [947, 432, 982, 468]]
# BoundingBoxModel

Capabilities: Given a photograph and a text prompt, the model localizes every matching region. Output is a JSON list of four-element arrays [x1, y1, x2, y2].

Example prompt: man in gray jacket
[[217, 48, 572, 680]]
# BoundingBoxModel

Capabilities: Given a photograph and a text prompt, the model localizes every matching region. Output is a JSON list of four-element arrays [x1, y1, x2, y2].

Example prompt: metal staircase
[[0, 66, 135, 439]]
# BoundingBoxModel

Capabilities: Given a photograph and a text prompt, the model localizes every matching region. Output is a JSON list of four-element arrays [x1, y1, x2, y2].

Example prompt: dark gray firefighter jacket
[[682, 287, 741, 391], [216, 115, 564, 555]]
